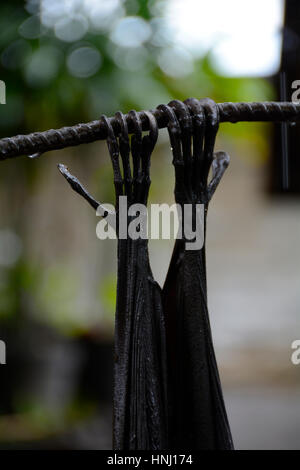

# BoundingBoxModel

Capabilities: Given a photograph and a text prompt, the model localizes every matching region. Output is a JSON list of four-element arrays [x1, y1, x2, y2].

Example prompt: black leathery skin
[[162, 98, 234, 450], [110, 111, 169, 450]]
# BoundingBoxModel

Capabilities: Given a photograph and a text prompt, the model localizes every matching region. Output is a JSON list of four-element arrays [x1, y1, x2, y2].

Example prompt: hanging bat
[[58, 111, 168, 450], [161, 98, 233, 450]]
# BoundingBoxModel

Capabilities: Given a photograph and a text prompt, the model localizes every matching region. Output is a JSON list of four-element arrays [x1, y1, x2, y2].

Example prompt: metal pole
[[0, 101, 299, 161]]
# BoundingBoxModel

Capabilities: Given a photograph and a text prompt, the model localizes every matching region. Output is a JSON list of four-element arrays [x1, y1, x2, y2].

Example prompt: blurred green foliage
[[99, 275, 117, 320], [0, 0, 275, 334], [0, 0, 275, 135]]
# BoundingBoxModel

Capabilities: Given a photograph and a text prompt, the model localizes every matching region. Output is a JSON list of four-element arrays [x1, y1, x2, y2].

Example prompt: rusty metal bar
[[0, 101, 299, 161]]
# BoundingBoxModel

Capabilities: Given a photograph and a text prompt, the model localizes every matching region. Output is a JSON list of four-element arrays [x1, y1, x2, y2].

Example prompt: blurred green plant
[[0, 259, 40, 322], [99, 274, 117, 321], [0, 0, 275, 336], [0, 0, 275, 136]]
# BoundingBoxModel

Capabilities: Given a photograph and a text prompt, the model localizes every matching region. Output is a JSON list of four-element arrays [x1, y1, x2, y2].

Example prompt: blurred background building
[[0, 0, 299, 449]]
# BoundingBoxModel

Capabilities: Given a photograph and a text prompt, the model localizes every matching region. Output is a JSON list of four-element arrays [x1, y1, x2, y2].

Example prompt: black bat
[[109, 110, 168, 450], [161, 98, 234, 450], [58, 110, 168, 450]]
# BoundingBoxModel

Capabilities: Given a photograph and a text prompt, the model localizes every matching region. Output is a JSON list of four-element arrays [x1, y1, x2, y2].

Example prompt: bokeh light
[[67, 46, 102, 78]]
